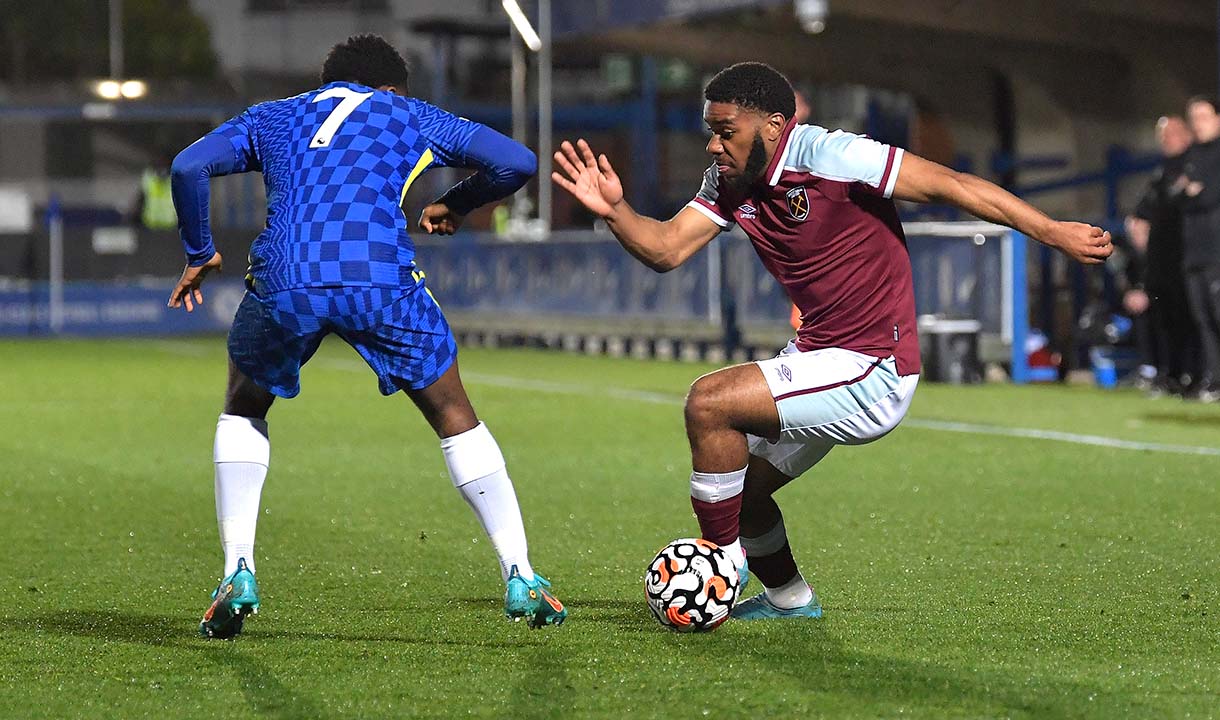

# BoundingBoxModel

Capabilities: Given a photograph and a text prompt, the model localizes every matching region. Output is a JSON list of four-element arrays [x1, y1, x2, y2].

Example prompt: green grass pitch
[[1, 338, 1216, 718]]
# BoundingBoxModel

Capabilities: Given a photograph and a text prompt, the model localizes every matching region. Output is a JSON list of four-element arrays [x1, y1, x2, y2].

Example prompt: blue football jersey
[[210, 81, 480, 293]]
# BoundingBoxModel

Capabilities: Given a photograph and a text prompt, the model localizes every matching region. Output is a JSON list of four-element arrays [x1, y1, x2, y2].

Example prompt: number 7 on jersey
[[310, 87, 374, 148]]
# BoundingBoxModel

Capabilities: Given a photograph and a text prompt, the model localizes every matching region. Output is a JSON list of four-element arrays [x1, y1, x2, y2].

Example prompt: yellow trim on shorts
[[411, 268, 439, 305]]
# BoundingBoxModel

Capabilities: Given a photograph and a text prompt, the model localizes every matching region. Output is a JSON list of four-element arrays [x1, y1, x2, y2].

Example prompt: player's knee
[[225, 377, 275, 419], [684, 375, 729, 432], [431, 406, 479, 438]]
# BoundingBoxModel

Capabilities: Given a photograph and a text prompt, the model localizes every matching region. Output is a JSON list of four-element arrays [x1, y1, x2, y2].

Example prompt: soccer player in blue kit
[[167, 35, 566, 638]]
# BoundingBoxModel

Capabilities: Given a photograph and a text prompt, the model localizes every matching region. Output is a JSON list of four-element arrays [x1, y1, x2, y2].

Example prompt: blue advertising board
[[416, 234, 715, 321], [0, 280, 247, 337]]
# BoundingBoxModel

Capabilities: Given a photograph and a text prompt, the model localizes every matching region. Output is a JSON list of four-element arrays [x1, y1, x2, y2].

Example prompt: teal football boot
[[504, 566, 567, 629], [736, 556, 750, 599], [199, 558, 260, 639], [731, 587, 822, 621]]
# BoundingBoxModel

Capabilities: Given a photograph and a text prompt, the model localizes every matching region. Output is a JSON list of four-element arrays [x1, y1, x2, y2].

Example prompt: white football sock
[[441, 422, 534, 583], [720, 539, 746, 570], [765, 573, 815, 610], [213, 414, 269, 578]]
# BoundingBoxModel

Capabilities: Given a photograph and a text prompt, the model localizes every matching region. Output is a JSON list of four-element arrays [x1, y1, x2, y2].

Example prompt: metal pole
[[1009, 232, 1030, 384], [538, 0, 552, 232], [48, 199, 64, 334], [632, 57, 659, 216], [109, 0, 123, 78], [510, 29, 527, 147]]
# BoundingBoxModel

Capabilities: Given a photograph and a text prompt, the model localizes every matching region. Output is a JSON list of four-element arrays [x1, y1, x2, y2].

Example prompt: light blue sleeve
[[782, 125, 904, 197]]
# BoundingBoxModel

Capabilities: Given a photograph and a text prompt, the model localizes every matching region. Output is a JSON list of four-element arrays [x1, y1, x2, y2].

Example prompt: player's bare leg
[[734, 458, 822, 619], [403, 358, 478, 437], [201, 361, 274, 638], [682, 363, 779, 585], [403, 361, 566, 628]]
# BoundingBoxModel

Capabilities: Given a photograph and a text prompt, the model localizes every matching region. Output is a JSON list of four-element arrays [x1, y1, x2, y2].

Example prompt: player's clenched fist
[[1043, 222, 1113, 265], [418, 203, 465, 235]]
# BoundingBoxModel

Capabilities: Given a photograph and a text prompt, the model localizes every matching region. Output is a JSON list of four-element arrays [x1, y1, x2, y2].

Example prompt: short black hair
[[704, 62, 796, 120], [320, 34, 409, 91], [1187, 95, 1218, 113]]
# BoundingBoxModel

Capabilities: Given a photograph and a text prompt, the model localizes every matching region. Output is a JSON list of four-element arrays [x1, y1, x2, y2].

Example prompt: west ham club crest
[[785, 186, 809, 221]]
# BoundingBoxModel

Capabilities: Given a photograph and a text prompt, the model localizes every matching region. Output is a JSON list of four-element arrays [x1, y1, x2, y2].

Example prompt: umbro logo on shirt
[[737, 203, 757, 219]]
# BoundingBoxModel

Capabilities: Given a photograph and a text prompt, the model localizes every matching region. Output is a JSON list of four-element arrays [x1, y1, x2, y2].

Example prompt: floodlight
[[795, 0, 828, 34], [95, 80, 122, 100], [502, 0, 542, 52], [119, 80, 147, 99]]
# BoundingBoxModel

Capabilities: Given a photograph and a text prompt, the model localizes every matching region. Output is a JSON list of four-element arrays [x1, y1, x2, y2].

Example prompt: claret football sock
[[441, 422, 535, 583], [689, 466, 747, 564], [213, 414, 269, 578]]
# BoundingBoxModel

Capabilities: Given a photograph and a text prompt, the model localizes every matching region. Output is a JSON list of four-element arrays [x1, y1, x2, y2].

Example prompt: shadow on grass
[[29, 609, 533, 718], [30, 608, 525, 649], [459, 595, 653, 634], [732, 621, 1151, 719], [1143, 411, 1220, 427], [30, 609, 322, 720], [30, 608, 189, 646]]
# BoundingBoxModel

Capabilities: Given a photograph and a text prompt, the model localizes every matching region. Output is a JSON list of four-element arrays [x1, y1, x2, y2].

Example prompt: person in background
[[1175, 98, 1220, 402], [130, 150, 178, 230], [1127, 116, 1197, 396]]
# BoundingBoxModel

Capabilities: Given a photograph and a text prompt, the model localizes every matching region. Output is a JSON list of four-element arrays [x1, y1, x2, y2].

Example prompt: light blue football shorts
[[747, 342, 920, 478]]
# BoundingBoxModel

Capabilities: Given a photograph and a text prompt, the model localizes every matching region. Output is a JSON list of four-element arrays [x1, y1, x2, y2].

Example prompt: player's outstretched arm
[[552, 139, 719, 272], [892, 153, 1113, 265]]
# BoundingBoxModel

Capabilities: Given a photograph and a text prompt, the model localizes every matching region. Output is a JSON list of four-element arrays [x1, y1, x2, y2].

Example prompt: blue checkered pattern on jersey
[[213, 82, 479, 293], [227, 283, 457, 398]]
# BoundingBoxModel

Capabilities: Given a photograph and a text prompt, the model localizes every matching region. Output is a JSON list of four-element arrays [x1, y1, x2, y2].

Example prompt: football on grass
[[644, 538, 739, 631]]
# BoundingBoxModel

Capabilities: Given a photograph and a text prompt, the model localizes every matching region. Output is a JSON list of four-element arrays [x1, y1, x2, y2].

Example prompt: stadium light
[[795, 0, 828, 34], [95, 80, 122, 100], [502, 0, 542, 52], [119, 80, 147, 99]]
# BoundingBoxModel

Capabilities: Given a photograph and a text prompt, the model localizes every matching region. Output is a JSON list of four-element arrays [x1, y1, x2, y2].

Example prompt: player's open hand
[[168, 251, 223, 313], [419, 203, 464, 235], [551, 139, 624, 218], [1045, 222, 1112, 265]]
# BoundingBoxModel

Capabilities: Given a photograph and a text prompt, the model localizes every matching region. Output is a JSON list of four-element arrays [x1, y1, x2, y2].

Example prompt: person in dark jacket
[[1128, 115, 1198, 395], [1175, 97, 1220, 402]]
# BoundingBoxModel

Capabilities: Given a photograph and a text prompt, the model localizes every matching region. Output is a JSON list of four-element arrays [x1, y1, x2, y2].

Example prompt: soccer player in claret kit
[[168, 35, 566, 637], [553, 62, 1112, 620]]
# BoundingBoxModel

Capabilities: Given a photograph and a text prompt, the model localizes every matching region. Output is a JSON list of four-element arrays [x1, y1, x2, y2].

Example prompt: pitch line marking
[[901, 418, 1220, 457], [453, 370, 1220, 458], [152, 345, 1218, 458]]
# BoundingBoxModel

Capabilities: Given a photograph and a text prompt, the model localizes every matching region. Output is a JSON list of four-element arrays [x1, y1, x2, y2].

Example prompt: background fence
[[1, 215, 1027, 380]]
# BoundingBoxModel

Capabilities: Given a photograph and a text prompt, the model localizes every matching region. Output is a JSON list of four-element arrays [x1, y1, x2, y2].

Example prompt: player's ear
[[766, 112, 787, 141]]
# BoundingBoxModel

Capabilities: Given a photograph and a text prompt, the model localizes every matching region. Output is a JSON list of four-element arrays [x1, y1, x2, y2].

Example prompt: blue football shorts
[[227, 279, 457, 398]]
